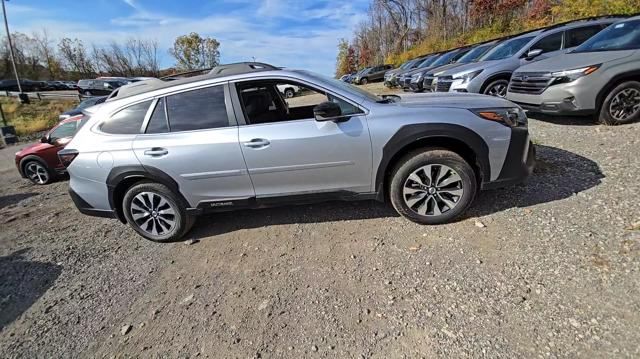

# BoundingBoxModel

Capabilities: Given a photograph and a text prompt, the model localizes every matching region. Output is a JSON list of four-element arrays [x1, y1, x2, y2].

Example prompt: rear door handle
[[144, 147, 168, 156], [243, 139, 270, 148]]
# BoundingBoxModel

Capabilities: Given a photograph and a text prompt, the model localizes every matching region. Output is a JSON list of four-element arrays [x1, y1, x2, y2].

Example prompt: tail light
[[58, 149, 79, 168]]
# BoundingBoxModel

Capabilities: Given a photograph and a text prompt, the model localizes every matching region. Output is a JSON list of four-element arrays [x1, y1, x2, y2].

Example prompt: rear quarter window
[[100, 100, 152, 134]]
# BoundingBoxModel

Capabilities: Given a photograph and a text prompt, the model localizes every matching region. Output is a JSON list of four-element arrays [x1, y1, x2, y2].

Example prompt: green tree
[[335, 38, 350, 77], [169, 32, 220, 70]]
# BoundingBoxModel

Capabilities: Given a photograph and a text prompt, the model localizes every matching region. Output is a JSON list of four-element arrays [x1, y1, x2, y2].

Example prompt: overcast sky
[[6, 0, 370, 75]]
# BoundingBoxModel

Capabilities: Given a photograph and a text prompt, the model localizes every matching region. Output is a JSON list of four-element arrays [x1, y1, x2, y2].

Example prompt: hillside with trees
[[336, 0, 640, 77]]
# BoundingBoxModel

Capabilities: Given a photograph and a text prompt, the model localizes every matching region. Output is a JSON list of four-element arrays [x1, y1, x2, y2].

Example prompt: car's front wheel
[[599, 81, 640, 125], [389, 149, 477, 224], [122, 182, 195, 242], [23, 159, 53, 185], [360, 77, 368, 85], [284, 88, 295, 98], [83, 90, 91, 96], [483, 79, 509, 98]]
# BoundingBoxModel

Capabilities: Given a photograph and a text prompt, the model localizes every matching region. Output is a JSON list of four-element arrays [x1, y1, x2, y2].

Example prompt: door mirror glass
[[313, 101, 342, 122], [526, 48, 543, 60]]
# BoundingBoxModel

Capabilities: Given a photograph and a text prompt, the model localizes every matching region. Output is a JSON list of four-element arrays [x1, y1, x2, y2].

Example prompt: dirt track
[[1, 90, 640, 357]]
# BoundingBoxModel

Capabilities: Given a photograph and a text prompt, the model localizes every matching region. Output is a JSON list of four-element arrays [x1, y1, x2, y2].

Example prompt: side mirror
[[40, 136, 49, 143], [313, 101, 343, 122], [526, 49, 543, 60]]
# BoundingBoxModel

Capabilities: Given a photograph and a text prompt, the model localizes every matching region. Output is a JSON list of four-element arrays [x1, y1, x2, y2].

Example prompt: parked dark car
[[14, 115, 86, 185], [352, 64, 393, 85], [0, 79, 45, 92], [76, 79, 125, 96], [45, 80, 68, 90], [59, 96, 107, 121]]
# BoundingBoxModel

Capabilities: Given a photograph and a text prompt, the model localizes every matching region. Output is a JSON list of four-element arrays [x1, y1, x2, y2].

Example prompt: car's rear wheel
[[483, 79, 509, 98], [599, 81, 640, 125], [23, 160, 52, 185], [83, 90, 91, 96], [122, 182, 195, 242], [284, 88, 295, 98], [360, 77, 368, 85], [389, 149, 477, 224]]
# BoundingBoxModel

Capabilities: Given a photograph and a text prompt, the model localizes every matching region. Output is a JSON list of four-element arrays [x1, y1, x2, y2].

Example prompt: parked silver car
[[507, 16, 640, 125], [60, 62, 534, 242], [432, 17, 618, 97]]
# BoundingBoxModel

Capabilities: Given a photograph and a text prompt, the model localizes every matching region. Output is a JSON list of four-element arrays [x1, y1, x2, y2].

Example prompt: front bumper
[[482, 127, 535, 190], [506, 82, 597, 116], [408, 79, 424, 92]]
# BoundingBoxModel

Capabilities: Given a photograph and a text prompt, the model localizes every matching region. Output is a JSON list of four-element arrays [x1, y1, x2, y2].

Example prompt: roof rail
[[541, 13, 634, 32], [159, 68, 212, 80], [208, 62, 280, 76]]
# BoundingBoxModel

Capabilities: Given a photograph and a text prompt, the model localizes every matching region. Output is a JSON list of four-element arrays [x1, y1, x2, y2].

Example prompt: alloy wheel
[[403, 164, 464, 216], [130, 192, 177, 236], [25, 162, 49, 184], [486, 82, 508, 97], [609, 88, 640, 122]]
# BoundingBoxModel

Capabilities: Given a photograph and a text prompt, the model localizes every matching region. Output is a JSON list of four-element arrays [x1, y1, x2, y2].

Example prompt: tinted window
[[101, 100, 151, 134], [146, 98, 169, 134], [166, 85, 228, 132], [530, 32, 563, 54], [49, 122, 77, 140], [456, 43, 494, 63], [574, 20, 640, 53], [481, 36, 535, 61], [565, 25, 605, 48]]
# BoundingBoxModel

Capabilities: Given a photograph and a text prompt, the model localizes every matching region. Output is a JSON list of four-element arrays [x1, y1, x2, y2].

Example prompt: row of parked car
[[0, 76, 155, 96], [0, 79, 77, 92], [352, 14, 640, 125]]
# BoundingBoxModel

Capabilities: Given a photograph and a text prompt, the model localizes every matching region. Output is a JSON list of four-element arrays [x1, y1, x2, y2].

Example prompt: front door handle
[[144, 147, 168, 156], [243, 138, 270, 148]]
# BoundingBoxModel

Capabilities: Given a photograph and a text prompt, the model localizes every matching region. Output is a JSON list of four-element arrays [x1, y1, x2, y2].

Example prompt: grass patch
[[0, 97, 78, 136]]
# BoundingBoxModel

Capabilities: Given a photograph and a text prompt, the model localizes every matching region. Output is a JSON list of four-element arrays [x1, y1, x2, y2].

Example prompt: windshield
[[298, 70, 383, 103], [456, 43, 494, 63], [430, 51, 460, 67], [417, 55, 439, 68], [480, 36, 535, 61], [573, 19, 640, 53], [399, 60, 415, 70]]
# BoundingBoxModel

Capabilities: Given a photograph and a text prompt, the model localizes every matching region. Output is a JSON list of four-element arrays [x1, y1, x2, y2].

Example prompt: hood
[[403, 65, 441, 77], [427, 62, 467, 76], [516, 50, 637, 73], [438, 60, 499, 77], [385, 68, 403, 76], [16, 141, 51, 156], [393, 92, 517, 109]]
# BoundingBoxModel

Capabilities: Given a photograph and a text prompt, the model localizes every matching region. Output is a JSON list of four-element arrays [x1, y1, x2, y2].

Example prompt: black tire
[[482, 79, 509, 97], [598, 81, 640, 125], [389, 149, 477, 225], [22, 158, 54, 185], [284, 88, 295, 98], [122, 182, 195, 242], [360, 77, 368, 85], [83, 90, 91, 96]]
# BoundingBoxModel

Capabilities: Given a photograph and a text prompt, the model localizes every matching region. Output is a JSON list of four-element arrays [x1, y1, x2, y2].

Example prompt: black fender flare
[[595, 70, 640, 112], [374, 123, 491, 200], [106, 165, 191, 222]]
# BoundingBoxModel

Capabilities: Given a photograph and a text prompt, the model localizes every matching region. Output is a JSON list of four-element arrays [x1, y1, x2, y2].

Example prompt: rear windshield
[[480, 36, 535, 61], [573, 19, 640, 53]]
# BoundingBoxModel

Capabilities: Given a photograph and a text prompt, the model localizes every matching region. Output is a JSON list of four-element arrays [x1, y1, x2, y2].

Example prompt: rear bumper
[[69, 188, 116, 219], [482, 127, 535, 190]]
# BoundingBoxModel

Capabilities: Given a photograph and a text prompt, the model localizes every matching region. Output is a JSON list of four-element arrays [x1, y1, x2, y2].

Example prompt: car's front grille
[[509, 72, 553, 95], [423, 77, 434, 90], [436, 76, 453, 92], [402, 77, 411, 87]]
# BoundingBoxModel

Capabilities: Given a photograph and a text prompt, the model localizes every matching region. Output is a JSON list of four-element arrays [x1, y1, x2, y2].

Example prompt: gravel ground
[[0, 94, 639, 358]]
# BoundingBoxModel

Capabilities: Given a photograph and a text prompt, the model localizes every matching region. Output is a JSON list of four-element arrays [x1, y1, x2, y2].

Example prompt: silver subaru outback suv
[[60, 62, 535, 242], [432, 17, 619, 97], [507, 16, 640, 125]]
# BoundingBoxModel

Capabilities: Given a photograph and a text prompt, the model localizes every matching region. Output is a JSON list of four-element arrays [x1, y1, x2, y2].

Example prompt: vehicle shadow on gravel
[[0, 248, 62, 331], [469, 144, 604, 217], [190, 200, 399, 239], [530, 114, 598, 126], [0, 193, 38, 210]]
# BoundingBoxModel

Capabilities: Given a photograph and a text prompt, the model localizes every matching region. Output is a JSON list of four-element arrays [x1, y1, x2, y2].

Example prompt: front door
[[132, 84, 254, 207], [232, 79, 372, 197]]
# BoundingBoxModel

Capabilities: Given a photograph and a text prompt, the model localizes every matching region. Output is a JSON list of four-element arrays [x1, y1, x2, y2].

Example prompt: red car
[[15, 115, 85, 185]]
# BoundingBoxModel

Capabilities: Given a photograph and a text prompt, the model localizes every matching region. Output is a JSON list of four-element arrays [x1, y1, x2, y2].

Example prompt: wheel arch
[[595, 70, 640, 113], [374, 124, 490, 201], [106, 165, 190, 223], [480, 72, 513, 94], [19, 155, 49, 178]]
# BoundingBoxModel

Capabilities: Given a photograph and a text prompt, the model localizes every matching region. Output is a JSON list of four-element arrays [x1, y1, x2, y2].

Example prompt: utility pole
[[2, 0, 23, 95]]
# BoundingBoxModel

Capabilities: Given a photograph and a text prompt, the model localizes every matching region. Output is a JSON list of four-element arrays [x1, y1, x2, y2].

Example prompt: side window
[[565, 25, 604, 48], [101, 100, 152, 134], [328, 95, 363, 117], [166, 85, 229, 132], [49, 122, 78, 141], [145, 98, 169, 134], [530, 32, 563, 54]]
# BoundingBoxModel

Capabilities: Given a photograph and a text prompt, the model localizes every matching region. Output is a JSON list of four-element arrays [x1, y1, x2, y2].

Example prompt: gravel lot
[[1, 89, 639, 358]]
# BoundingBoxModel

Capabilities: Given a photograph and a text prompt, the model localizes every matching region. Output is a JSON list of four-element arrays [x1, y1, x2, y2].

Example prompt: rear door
[[132, 83, 254, 207], [232, 78, 372, 197]]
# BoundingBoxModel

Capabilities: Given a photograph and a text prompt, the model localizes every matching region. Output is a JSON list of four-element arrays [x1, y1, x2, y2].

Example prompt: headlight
[[453, 70, 483, 84], [471, 107, 527, 127], [550, 64, 600, 84]]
